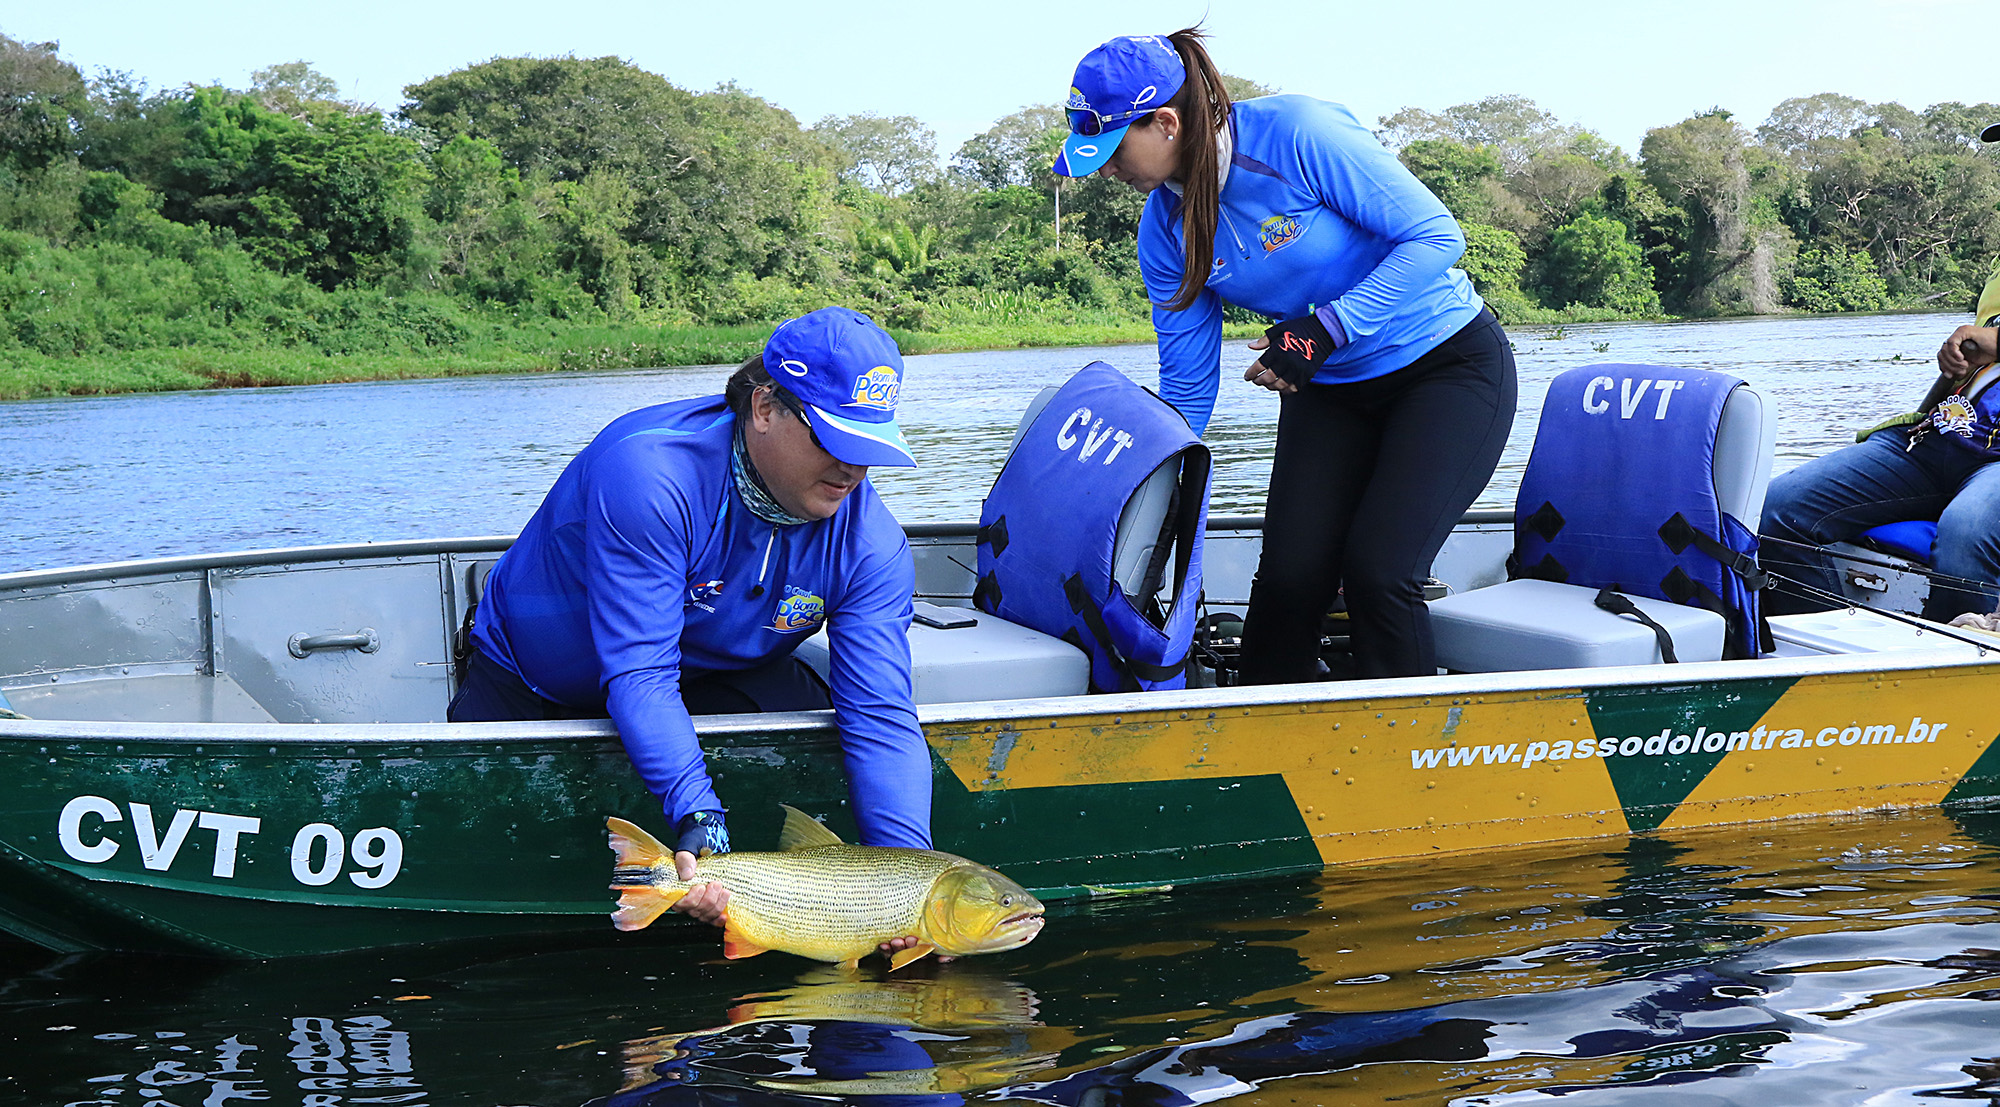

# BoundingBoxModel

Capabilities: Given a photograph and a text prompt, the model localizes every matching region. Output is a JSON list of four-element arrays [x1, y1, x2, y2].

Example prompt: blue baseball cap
[[763, 307, 916, 468], [1052, 35, 1186, 178]]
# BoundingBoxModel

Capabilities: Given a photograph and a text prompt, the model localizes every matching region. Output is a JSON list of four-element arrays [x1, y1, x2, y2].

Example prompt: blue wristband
[[673, 810, 731, 857]]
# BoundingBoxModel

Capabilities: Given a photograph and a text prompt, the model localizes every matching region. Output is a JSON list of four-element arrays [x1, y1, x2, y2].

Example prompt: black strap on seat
[[973, 572, 1003, 615], [453, 561, 493, 685], [1064, 573, 1186, 689], [1657, 512, 1769, 589], [1594, 588, 1678, 663], [976, 515, 1009, 557]]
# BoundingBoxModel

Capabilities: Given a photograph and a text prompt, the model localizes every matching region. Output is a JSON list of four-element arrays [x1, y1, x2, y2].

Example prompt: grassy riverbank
[[0, 280, 1664, 403], [0, 315, 1212, 401]]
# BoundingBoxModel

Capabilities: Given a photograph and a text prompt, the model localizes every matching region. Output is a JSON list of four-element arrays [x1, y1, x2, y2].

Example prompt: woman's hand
[[1937, 325, 1997, 382], [1244, 337, 1299, 394]]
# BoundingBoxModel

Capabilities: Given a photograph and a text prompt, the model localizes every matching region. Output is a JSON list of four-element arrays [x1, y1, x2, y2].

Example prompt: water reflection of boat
[[995, 921, 2000, 1105], [8, 806, 1999, 1103]]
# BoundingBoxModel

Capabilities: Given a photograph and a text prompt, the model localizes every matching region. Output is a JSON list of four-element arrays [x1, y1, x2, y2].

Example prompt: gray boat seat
[[794, 605, 1088, 705], [1429, 381, 1773, 672]]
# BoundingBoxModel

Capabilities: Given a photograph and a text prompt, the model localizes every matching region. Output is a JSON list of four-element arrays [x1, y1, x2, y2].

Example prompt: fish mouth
[[994, 911, 1046, 948]]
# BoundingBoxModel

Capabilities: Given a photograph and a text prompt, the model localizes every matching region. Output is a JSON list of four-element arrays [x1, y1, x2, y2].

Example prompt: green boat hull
[[4, 529, 1999, 957]]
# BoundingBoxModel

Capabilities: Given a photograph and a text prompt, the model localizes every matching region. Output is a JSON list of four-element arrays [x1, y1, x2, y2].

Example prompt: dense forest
[[1, 32, 1996, 397]]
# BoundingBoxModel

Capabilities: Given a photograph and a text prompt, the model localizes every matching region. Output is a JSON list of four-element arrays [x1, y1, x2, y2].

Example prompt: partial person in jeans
[[1759, 261, 2000, 624], [1051, 29, 1516, 681], [449, 307, 933, 947]]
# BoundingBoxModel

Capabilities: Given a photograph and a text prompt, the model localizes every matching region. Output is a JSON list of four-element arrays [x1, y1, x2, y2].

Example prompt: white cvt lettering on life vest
[[1581, 376, 1686, 420], [1054, 406, 1136, 464]]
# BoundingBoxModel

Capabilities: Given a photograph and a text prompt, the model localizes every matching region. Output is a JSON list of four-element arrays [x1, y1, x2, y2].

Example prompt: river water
[[2, 312, 1997, 1104], [0, 312, 1961, 574]]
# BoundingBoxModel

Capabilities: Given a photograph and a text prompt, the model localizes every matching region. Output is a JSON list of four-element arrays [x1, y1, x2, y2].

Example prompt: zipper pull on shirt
[[749, 525, 777, 597]]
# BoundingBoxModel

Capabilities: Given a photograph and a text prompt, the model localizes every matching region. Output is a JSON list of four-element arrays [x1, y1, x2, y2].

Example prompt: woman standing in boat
[[1052, 30, 1517, 682]]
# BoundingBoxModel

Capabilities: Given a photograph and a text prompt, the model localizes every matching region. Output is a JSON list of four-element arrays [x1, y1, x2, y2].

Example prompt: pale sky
[[10, 1, 1990, 159]]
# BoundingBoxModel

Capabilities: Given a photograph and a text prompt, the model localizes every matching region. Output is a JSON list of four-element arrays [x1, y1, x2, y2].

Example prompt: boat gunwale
[[2, 506, 1982, 746], [2, 643, 1994, 745]]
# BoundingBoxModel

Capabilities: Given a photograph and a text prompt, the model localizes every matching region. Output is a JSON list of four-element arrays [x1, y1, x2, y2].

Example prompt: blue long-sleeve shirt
[[470, 395, 931, 848], [1141, 95, 1485, 434]]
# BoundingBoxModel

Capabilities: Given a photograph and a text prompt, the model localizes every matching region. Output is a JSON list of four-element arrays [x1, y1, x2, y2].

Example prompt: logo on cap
[[848, 365, 901, 410], [778, 358, 810, 378], [1067, 86, 1090, 110]]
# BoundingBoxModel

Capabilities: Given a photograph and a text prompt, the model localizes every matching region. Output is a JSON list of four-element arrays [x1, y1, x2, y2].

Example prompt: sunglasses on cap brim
[[1067, 105, 1152, 138]]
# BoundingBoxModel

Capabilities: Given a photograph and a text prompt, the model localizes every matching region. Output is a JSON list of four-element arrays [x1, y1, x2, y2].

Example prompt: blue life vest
[[975, 363, 1212, 692], [1512, 364, 1769, 658]]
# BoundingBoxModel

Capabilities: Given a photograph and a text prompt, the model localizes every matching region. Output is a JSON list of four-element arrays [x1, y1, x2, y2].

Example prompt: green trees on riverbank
[[1386, 95, 2000, 319], [0, 31, 1996, 399]]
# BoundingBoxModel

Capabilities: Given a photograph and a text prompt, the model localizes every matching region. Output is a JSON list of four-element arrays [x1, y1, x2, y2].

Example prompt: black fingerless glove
[[674, 809, 731, 858], [1260, 313, 1337, 387]]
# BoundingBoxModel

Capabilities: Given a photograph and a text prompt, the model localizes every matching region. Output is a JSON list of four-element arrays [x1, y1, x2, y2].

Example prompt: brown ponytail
[[1156, 27, 1231, 312]]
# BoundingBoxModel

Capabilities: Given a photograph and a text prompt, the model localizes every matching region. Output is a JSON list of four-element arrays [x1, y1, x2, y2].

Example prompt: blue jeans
[[1759, 426, 2000, 621]]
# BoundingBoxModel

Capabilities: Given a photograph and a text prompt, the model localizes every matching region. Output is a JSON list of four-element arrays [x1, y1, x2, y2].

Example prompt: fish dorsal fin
[[777, 804, 844, 850], [607, 816, 668, 869]]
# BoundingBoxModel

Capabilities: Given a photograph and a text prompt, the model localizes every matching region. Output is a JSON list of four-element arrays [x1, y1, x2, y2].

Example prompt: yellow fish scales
[[607, 805, 1045, 970]]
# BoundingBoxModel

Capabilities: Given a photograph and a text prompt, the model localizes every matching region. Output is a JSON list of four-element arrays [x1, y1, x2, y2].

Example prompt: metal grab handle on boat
[[288, 628, 381, 659]]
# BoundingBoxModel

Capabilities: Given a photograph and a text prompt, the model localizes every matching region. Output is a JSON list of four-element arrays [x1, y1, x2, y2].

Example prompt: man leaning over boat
[[447, 306, 932, 936]]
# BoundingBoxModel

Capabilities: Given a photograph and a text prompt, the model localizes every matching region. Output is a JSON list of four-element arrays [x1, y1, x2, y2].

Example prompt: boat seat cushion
[[1428, 579, 1728, 672], [795, 607, 1088, 705], [1713, 383, 1774, 524], [1860, 520, 1937, 565]]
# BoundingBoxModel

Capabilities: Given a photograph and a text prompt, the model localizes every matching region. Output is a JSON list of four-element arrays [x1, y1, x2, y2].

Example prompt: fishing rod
[[1762, 570, 1999, 655], [1756, 533, 1997, 602]]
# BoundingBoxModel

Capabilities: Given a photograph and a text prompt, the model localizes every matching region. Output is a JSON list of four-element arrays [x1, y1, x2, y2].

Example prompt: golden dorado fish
[[606, 805, 1046, 969]]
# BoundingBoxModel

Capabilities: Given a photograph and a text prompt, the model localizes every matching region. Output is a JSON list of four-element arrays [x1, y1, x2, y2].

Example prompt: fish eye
[[1001, 894, 1014, 907]]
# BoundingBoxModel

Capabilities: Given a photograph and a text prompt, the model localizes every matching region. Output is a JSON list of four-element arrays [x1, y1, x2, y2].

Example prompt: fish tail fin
[[611, 885, 684, 932], [607, 816, 669, 868]]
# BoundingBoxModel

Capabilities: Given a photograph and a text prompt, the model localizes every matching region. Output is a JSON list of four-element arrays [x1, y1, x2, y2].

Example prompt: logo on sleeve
[[1259, 214, 1302, 253], [687, 579, 725, 613], [768, 585, 827, 632], [848, 366, 901, 410]]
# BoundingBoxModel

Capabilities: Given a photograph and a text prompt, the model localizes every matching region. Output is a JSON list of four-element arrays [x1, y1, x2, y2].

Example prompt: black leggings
[[1239, 309, 1516, 682]]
